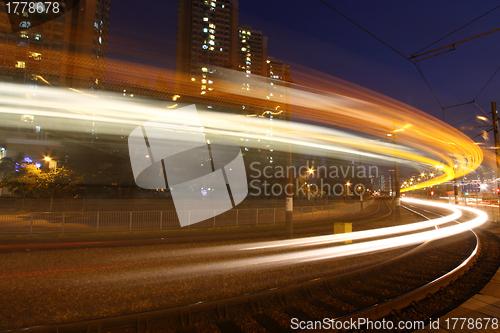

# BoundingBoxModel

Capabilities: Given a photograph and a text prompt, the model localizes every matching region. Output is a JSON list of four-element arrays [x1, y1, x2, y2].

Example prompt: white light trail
[[88, 199, 486, 284]]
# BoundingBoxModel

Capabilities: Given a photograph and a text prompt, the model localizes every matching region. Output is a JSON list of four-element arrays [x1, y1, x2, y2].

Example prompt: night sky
[[107, 0, 500, 146]]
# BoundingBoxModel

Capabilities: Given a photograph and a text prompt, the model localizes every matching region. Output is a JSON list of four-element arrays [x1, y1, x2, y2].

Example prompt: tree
[[0, 164, 82, 199]]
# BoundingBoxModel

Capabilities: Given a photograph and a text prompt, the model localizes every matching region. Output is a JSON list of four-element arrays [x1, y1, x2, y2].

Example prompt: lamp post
[[491, 101, 500, 219], [388, 132, 401, 222]]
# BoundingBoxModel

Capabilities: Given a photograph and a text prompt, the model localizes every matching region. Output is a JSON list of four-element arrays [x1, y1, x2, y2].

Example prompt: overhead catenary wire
[[413, 4, 500, 56], [474, 63, 500, 101], [319, 0, 446, 116], [319, 0, 500, 123], [319, 0, 410, 62]]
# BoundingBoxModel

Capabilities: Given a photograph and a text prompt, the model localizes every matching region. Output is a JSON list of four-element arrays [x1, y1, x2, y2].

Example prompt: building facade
[[0, 0, 110, 89]]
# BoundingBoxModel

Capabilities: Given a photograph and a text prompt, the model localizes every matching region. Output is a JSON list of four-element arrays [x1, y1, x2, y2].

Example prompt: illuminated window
[[209, 29, 215, 34], [202, 67, 208, 72], [29, 52, 41, 61], [34, 34, 41, 40], [201, 85, 206, 89], [241, 47, 246, 51], [22, 115, 34, 122], [15, 61, 25, 69], [203, 28, 208, 33], [242, 39, 246, 43], [202, 45, 208, 49], [209, 23, 215, 28], [201, 79, 207, 84], [209, 35, 215, 40], [203, 17, 208, 21], [242, 30, 246, 34], [209, 40, 214, 45], [208, 80, 213, 84]]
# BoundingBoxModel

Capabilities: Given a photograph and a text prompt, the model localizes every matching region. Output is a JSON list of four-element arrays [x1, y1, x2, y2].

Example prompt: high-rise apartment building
[[237, 25, 267, 77], [0, 0, 110, 90], [0, 0, 111, 194], [175, 0, 239, 96], [267, 56, 290, 82]]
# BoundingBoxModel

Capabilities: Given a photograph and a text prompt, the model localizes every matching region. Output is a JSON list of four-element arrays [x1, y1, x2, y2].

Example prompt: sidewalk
[[416, 222, 500, 332]]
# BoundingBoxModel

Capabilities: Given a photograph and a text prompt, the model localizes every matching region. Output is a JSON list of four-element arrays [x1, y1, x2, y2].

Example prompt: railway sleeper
[[350, 287, 387, 301], [216, 304, 229, 321], [409, 300, 436, 317], [299, 286, 314, 299], [251, 312, 288, 333], [427, 293, 455, 308], [282, 306, 316, 323], [216, 319, 243, 333], [177, 327, 197, 333], [329, 291, 368, 309], [368, 280, 407, 291], [308, 298, 348, 317], [178, 310, 192, 328], [275, 293, 288, 306], [248, 298, 261, 313]]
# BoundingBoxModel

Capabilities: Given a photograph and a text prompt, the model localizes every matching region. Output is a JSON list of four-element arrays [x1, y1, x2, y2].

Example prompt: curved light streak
[[0, 74, 482, 185], [83, 198, 487, 284]]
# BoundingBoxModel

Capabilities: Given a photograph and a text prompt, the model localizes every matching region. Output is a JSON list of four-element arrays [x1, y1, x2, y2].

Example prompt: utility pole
[[394, 132, 401, 222], [452, 145, 458, 205], [491, 101, 500, 218]]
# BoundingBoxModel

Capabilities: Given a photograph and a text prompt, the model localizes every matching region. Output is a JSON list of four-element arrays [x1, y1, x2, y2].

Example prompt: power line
[[413, 4, 500, 56], [474, 63, 500, 101], [414, 61, 443, 109], [319, 0, 498, 122], [319, 0, 409, 62], [474, 102, 492, 121], [319, 0, 448, 115]]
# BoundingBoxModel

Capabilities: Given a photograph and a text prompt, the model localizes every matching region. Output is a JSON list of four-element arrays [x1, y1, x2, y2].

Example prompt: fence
[[461, 202, 500, 222], [0, 199, 374, 235], [413, 197, 500, 222]]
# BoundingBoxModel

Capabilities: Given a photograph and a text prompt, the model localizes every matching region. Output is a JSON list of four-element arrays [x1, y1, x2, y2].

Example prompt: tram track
[[1, 199, 496, 333]]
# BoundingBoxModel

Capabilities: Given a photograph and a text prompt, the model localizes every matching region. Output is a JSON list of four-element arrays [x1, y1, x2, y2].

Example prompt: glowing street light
[[43, 156, 51, 162]]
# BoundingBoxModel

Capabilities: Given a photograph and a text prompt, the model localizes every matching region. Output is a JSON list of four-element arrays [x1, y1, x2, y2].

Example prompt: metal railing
[[0, 199, 374, 235]]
